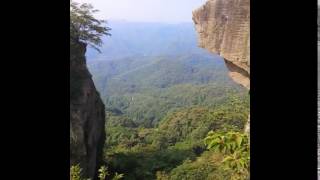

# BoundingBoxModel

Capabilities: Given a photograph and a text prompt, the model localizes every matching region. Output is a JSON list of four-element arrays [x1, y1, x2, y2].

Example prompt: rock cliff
[[70, 40, 106, 178], [192, 0, 250, 89], [192, 0, 250, 132]]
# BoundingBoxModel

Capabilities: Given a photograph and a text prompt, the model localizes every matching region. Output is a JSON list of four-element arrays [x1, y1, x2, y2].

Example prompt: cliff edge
[[192, 0, 250, 89], [70, 40, 106, 178]]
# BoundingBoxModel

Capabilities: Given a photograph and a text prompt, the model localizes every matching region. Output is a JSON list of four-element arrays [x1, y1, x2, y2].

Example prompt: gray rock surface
[[70, 41, 106, 179]]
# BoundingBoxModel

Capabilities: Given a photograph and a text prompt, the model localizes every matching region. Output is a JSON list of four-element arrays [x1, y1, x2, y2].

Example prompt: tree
[[70, 1, 111, 52]]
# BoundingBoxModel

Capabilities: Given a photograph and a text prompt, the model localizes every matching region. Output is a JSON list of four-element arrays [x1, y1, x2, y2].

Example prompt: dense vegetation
[[89, 52, 246, 127], [70, 164, 124, 180], [101, 94, 249, 180], [71, 2, 250, 179], [83, 18, 250, 179], [204, 131, 250, 180]]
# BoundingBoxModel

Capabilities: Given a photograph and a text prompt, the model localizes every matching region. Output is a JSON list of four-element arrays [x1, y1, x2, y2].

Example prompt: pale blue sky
[[74, 0, 207, 23]]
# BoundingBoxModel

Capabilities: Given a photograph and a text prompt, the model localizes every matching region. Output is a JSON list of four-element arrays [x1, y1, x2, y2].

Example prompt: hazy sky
[[74, 0, 207, 23]]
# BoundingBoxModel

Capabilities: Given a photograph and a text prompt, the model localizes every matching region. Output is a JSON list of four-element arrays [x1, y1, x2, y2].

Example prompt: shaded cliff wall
[[70, 40, 106, 178]]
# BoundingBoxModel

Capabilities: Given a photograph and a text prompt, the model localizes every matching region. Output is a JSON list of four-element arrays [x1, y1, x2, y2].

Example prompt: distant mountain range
[[88, 53, 234, 97], [85, 21, 210, 61], [86, 21, 246, 126]]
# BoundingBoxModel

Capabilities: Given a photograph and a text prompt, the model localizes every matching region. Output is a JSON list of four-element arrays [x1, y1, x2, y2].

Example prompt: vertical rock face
[[192, 0, 250, 89], [192, 0, 250, 132], [70, 41, 106, 179]]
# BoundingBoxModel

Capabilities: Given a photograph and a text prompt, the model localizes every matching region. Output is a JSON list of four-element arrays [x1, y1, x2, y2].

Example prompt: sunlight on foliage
[[112, 172, 124, 180], [204, 131, 249, 180], [98, 166, 109, 180], [70, 0, 111, 52], [70, 165, 124, 180], [70, 164, 91, 180], [70, 164, 82, 180]]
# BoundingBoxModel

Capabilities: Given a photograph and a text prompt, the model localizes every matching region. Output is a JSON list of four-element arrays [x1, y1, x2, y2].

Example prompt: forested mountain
[[88, 50, 246, 127], [70, 1, 250, 179], [87, 21, 246, 128], [82, 21, 249, 179], [89, 53, 232, 95], [104, 95, 249, 180]]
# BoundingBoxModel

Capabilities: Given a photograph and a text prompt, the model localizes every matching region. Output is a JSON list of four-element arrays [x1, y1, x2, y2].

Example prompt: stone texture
[[192, 0, 250, 133], [192, 0, 250, 89], [70, 41, 106, 179]]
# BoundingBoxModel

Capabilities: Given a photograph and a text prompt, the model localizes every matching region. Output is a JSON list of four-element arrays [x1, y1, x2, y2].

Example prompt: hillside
[[88, 53, 246, 127], [104, 95, 249, 180], [83, 20, 249, 179], [70, 1, 250, 179], [89, 53, 237, 95], [85, 21, 247, 128]]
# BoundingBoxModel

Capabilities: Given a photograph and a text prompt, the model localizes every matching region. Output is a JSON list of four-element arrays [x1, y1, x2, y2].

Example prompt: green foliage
[[105, 95, 248, 149], [88, 52, 248, 127], [112, 173, 124, 180], [103, 94, 249, 180], [70, 4, 252, 179], [98, 166, 109, 180], [164, 152, 223, 180], [70, 0, 111, 52], [103, 85, 248, 128], [70, 165, 124, 180], [70, 1, 110, 100], [204, 131, 250, 180], [70, 164, 90, 180], [160, 131, 250, 180], [70, 164, 82, 180], [106, 146, 196, 180], [86, 33, 250, 178]]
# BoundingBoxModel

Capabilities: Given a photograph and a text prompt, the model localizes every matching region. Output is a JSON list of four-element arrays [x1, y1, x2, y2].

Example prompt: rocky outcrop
[[192, 0, 250, 89], [192, 0, 250, 132], [70, 40, 106, 179]]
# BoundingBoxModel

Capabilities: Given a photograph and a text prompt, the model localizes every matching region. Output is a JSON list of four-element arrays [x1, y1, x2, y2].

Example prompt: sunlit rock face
[[193, 0, 250, 133], [192, 0, 250, 89]]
